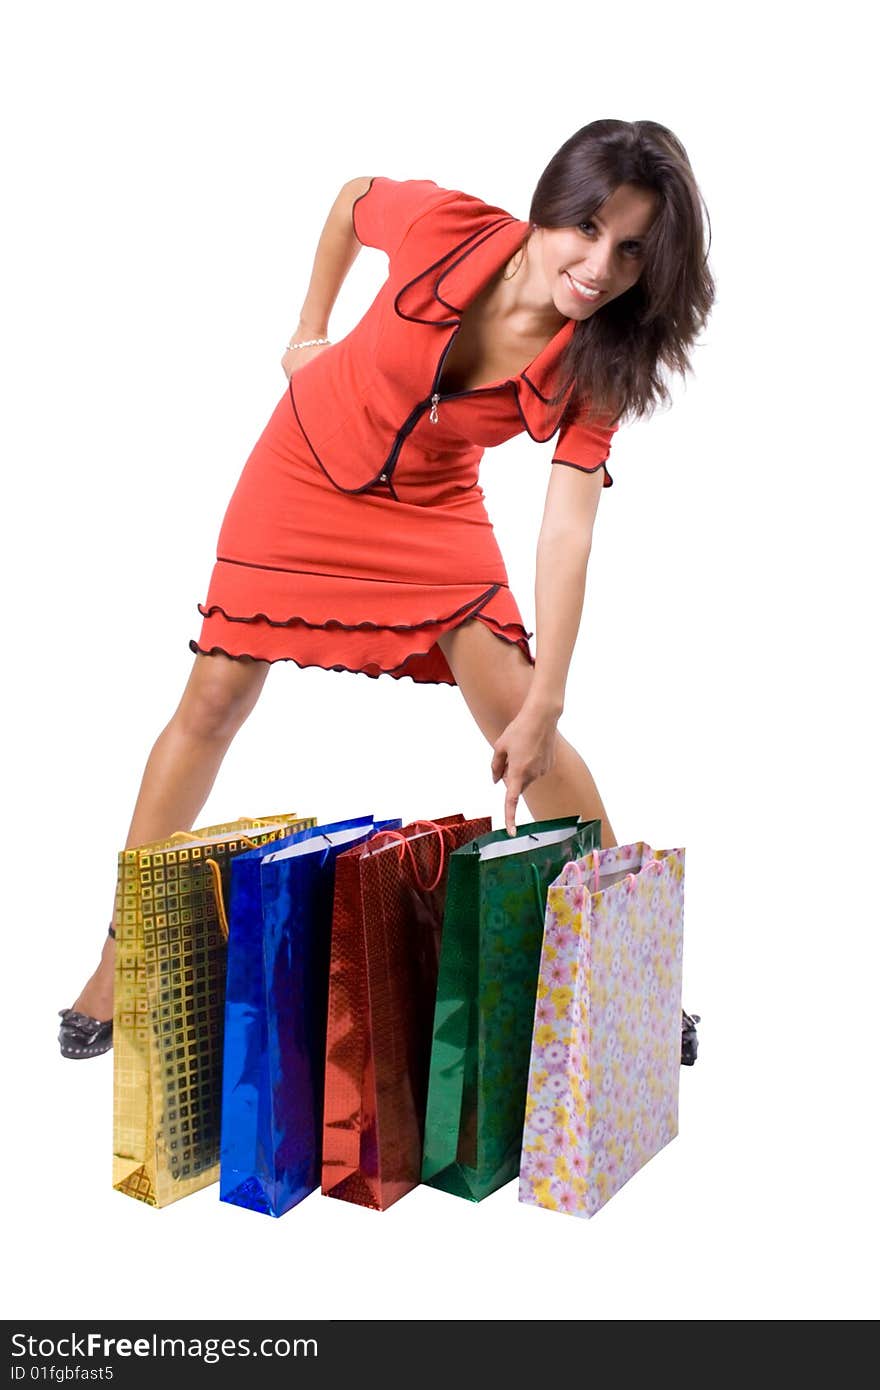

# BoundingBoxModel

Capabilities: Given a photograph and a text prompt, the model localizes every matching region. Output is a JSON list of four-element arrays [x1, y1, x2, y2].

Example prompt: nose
[[580, 238, 614, 287]]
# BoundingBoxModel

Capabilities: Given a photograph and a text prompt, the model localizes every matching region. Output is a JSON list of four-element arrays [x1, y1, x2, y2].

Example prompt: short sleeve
[[352, 176, 454, 258], [551, 408, 618, 488]]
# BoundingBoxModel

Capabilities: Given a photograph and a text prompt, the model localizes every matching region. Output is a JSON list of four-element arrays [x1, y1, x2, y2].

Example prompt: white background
[[3, 0, 877, 1323]]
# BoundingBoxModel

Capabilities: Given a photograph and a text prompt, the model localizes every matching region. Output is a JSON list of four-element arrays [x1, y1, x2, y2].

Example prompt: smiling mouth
[[565, 271, 603, 302]]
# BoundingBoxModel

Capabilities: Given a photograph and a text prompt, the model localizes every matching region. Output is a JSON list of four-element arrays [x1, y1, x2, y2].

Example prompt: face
[[537, 182, 660, 321]]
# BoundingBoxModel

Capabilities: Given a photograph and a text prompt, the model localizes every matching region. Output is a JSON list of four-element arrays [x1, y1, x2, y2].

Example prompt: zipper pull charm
[[429, 393, 440, 424]]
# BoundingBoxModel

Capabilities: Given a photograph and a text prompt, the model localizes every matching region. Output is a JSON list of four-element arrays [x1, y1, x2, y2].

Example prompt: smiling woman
[[59, 118, 715, 1058], [545, 185, 659, 315], [524, 119, 715, 428]]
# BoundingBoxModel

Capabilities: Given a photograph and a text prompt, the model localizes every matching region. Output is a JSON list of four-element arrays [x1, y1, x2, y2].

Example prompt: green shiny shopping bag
[[421, 815, 601, 1202]]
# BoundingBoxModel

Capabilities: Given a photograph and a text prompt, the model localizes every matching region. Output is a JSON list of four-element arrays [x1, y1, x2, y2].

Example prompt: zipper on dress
[[380, 394, 438, 480], [428, 381, 515, 425], [430, 319, 518, 427]]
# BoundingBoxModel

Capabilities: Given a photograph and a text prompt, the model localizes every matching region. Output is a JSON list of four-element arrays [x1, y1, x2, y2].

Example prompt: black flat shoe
[[58, 924, 115, 1059], [58, 1008, 113, 1058]]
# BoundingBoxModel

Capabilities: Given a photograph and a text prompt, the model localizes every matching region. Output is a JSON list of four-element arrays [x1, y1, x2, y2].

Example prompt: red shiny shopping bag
[[322, 813, 491, 1211]]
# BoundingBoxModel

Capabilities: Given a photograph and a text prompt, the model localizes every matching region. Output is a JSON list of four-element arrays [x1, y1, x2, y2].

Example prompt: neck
[[496, 228, 570, 340]]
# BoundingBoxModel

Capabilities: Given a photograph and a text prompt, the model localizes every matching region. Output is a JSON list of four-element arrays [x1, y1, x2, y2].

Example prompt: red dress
[[190, 178, 618, 686]]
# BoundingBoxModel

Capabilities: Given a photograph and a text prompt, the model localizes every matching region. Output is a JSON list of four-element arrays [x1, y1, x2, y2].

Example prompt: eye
[[578, 223, 644, 258]]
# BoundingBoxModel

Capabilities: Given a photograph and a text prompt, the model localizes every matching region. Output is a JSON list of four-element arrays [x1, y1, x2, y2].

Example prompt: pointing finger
[[505, 784, 521, 837]]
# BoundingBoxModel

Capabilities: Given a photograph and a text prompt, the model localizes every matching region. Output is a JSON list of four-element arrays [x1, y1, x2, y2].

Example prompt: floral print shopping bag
[[519, 842, 686, 1219]]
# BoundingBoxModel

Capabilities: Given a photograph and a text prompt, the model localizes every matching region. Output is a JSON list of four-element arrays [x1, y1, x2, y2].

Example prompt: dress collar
[[394, 215, 577, 438]]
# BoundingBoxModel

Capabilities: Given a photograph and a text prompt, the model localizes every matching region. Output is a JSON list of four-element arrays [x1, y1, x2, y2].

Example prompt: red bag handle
[[365, 819, 459, 892]]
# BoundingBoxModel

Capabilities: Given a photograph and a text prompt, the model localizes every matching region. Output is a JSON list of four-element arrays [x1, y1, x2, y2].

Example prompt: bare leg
[[70, 651, 271, 1020], [437, 619, 618, 848], [520, 730, 617, 847]]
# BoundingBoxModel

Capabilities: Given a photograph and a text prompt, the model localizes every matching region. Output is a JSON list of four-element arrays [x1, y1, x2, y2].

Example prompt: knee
[[175, 656, 267, 741]]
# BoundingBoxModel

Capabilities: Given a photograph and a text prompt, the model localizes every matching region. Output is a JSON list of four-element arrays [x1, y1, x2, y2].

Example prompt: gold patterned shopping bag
[[113, 814, 314, 1207]]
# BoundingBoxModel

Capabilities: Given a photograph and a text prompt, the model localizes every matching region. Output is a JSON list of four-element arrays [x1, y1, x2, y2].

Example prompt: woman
[[58, 117, 714, 1059]]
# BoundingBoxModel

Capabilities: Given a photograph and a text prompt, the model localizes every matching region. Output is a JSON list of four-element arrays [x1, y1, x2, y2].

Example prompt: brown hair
[[528, 118, 715, 427]]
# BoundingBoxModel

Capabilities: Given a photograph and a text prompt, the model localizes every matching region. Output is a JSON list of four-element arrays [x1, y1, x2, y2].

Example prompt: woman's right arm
[[281, 176, 374, 378]]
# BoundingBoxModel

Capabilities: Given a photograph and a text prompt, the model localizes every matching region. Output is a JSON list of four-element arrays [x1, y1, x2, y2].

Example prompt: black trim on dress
[[188, 582, 529, 685], [552, 458, 614, 487], [350, 175, 377, 245], [195, 584, 503, 632], [520, 364, 576, 407], [288, 375, 412, 497], [433, 220, 520, 315], [396, 212, 573, 439], [293, 205, 578, 491], [392, 217, 510, 326], [212, 556, 488, 584]]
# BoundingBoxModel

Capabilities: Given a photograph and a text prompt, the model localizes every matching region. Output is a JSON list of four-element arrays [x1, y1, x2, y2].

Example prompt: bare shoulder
[[345, 176, 375, 197]]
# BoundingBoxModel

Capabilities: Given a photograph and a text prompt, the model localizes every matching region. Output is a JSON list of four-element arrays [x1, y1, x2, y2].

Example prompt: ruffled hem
[[188, 571, 535, 686], [195, 595, 496, 634], [188, 620, 534, 685]]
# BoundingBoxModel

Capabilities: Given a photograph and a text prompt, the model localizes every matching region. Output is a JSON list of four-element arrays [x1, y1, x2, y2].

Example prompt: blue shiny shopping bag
[[219, 815, 401, 1217]]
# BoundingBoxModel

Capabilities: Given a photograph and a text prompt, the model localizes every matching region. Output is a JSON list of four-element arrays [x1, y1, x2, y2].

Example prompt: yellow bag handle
[[202, 836, 260, 941]]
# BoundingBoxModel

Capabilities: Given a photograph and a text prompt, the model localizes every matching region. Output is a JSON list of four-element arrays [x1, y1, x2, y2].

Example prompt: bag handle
[[564, 851, 602, 893], [200, 836, 260, 941], [365, 819, 458, 892], [566, 849, 648, 894], [529, 832, 609, 929], [528, 863, 547, 931]]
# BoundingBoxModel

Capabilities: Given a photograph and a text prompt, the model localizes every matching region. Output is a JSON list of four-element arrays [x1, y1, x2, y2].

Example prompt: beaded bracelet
[[284, 337, 331, 352]]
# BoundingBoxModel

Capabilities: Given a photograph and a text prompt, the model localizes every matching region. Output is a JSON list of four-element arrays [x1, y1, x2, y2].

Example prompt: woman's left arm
[[492, 464, 606, 833]]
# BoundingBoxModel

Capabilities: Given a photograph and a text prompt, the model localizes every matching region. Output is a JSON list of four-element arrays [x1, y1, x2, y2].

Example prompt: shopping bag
[[113, 813, 313, 1207], [219, 815, 401, 1217], [518, 842, 686, 1219], [322, 813, 491, 1211], [421, 815, 601, 1202]]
